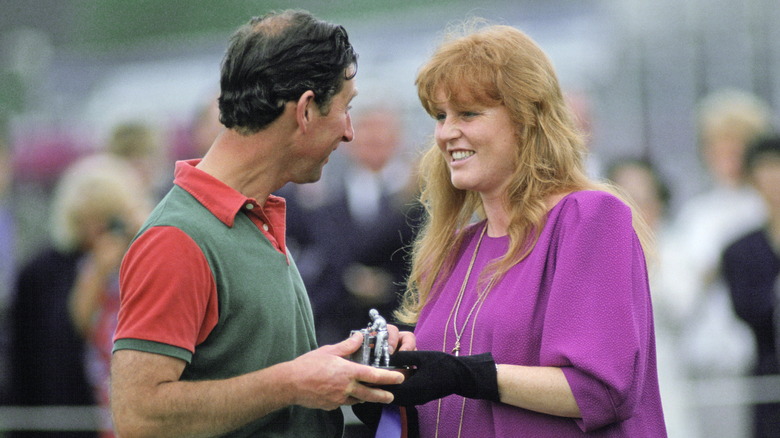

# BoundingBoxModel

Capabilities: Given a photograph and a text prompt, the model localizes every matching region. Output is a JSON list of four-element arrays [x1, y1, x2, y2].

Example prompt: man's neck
[[197, 129, 289, 205]]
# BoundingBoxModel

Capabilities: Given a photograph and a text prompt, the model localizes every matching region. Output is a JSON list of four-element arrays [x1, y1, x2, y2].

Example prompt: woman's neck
[[481, 191, 571, 238]]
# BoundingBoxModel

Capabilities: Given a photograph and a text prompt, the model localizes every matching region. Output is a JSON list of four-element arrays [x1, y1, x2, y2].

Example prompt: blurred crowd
[[0, 86, 778, 438]]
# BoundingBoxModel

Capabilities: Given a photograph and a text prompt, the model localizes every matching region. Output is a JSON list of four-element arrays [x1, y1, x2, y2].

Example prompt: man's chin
[[295, 170, 324, 185]]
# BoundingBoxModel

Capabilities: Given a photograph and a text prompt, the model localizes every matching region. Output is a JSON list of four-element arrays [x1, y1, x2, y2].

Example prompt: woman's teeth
[[452, 150, 475, 161]]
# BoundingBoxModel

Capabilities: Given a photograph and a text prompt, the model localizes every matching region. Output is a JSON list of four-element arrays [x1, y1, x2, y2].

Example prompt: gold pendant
[[452, 341, 460, 356]]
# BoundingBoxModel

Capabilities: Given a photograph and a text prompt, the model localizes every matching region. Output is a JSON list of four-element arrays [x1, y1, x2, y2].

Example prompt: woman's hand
[[386, 325, 416, 354]]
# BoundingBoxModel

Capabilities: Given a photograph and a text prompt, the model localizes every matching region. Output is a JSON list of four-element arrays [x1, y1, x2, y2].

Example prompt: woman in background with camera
[[65, 154, 152, 437]]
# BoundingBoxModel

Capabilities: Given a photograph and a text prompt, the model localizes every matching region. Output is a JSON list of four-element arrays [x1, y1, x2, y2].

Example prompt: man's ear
[[296, 90, 317, 133]]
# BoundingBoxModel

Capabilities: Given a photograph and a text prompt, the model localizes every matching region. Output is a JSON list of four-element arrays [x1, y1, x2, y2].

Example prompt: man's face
[[293, 78, 357, 184]]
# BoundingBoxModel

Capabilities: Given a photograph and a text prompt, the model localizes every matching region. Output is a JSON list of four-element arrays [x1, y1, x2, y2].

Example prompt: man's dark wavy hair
[[218, 10, 358, 135]]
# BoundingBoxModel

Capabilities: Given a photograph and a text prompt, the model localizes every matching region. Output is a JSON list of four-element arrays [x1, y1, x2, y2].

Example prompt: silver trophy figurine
[[350, 308, 391, 368]]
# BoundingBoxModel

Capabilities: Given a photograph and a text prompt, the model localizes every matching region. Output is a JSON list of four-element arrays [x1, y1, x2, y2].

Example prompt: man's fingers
[[352, 386, 395, 404], [348, 376, 399, 404], [355, 366, 404, 386], [344, 396, 363, 406], [319, 332, 363, 357]]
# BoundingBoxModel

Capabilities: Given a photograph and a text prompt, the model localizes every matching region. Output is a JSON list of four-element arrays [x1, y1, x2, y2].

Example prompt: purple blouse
[[414, 191, 667, 437]]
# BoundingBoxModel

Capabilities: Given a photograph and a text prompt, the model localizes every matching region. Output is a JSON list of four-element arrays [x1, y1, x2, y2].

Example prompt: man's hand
[[286, 333, 405, 410], [111, 335, 405, 438]]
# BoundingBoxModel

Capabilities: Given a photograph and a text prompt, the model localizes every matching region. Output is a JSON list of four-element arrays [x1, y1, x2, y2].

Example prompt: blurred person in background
[[662, 88, 773, 437], [65, 154, 153, 437], [606, 158, 669, 231], [0, 137, 15, 404], [168, 94, 223, 162], [566, 90, 603, 179], [289, 101, 421, 346], [0, 138, 14, 304], [7, 156, 133, 437], [189, 95, 223, 158], [722, 135, 780, 438], [607, 158, 701, 437], [104, 120, 168, 199]]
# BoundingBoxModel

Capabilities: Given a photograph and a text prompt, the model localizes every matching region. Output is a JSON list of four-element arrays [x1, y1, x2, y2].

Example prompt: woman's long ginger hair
[[395, 22, 651, 325]]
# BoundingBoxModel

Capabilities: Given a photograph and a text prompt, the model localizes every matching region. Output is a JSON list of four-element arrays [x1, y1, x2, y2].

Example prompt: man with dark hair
[[110, 10, 411, 438], [219, 11, 359, 135]]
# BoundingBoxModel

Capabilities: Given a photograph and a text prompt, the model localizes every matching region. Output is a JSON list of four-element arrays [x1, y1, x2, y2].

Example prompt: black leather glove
[[384, 351, 500, 406], [351, 402, 382, 429]]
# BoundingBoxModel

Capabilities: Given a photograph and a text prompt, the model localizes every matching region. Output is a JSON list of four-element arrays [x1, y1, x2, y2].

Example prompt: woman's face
[[432, 90, 518, 201]]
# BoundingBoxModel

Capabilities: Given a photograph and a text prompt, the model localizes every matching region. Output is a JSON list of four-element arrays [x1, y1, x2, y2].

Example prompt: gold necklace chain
[[445, 224, 490, 356], [435, 223, 499, 438]]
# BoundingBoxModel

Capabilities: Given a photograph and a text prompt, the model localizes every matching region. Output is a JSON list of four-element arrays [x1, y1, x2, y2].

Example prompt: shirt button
[[245, 203, 254, 210], [262, 223, 269, 231]]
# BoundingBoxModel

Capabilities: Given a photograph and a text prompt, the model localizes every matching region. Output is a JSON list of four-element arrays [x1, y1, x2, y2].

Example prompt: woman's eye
[[434, 113, 446, 121], [462, 111, 480, 118]]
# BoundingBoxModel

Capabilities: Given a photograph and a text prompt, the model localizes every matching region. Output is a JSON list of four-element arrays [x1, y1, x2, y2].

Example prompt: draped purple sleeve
[[540, 192, 653, 432]]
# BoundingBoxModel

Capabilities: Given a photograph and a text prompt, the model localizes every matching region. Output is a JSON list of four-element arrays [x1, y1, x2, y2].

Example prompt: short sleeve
[[540, 192, 652, 431], [113, 226, 219, 362]]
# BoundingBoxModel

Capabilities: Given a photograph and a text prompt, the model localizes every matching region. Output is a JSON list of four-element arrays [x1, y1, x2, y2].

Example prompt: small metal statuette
[[350, 308, 391, 368]]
